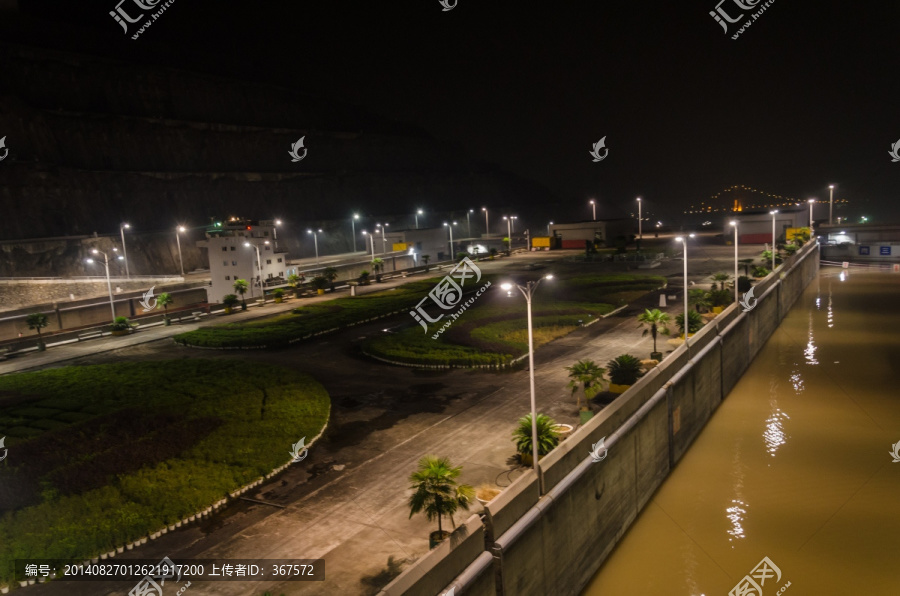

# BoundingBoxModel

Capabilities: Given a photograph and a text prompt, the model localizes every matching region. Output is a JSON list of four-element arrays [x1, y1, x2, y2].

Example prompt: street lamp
[[120, 223, 131, 278], [273, 219, 282, 250], [548, 221, 553, 236], [499, 274, 554, 481], [466, 209, 473, 238], [351, 214, 360, 252], [376, 223, 389, 254], [674, 234, 695, 345], [589, 199, 596, 221], [243, 241, 264, 301], [636, 197, 642, 247], [175, 226, 186, 276], [770, 210, 778, 271], [730, 221, 739, 305], [503, 216, 517, 250], [482, 207, 489, 236], [86, 248, 124, 322], [307, 228, 322, 264], [443, 222, 457, 257], [828, 185, 835, 226], [807, 199, 815, 233], [415, 209, 423, 229], [362, 230, 375, 259]]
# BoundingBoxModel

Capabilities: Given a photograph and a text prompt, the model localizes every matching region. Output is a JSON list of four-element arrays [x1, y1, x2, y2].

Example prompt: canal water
[[582, 269, 900, 595]]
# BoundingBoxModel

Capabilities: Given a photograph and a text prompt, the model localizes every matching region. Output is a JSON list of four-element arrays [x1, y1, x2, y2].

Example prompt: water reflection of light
[[827, 296, 834, 328], [839, 271, 846, 282], [805, 312, 818, 365], [726, 499, 748, 542], [763, 409, 790, 456], [790, 371, 804, 393]]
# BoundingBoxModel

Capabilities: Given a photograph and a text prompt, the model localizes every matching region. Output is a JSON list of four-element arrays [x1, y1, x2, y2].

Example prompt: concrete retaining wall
[[382, 241, 820, 596]]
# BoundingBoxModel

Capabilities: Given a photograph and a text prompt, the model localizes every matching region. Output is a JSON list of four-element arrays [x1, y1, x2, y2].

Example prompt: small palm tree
[[637, 308, 670, 357], [371, 258, 384, 282], [710, 272, 731, 290], [512, 413, 559, 461], [233, 279, 249, 310], [489, 248, 498, 260], [688, 288, 711, 313], [421, 254, 430, 270], [287, 273, 302, 297], [739, 258, 755, 276], [157, 292, 174, 324], [408, 456, 475, 539], [565, 359, 606, 409], [26, 312, 49, 350], [675, 310, 704, 337], [222, 294, 239, 313], [607, 354, 645, 386]]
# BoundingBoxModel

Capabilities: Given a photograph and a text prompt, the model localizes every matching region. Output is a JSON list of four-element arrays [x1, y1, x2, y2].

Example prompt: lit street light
[[362, 230, 376, 259], [415, 209, 423, 229], [674, 234, 695, 345], [443, 221, 457, 257], [807, 199, 815, 234], [828, 184, 835, 226], [466, 209, 473, 238], [730, 221, 739, 305], [376, 223, 389, 254], [589, 199, 596, 221], [273, 219, 282, 250], [175, 226, 186, 277], [119, 223, 131, 278], [503, 216, 517, 251], [482, 207, 489, 236], [636, 197, 642, 248], [307, 228, 322, 264], [770, 210, 778, 271], [548, 221, 553, 236], [499, 274, 554, 480], [243, 241, 268, 302], [86, 248, 124, 322], [351, 214, 360, 252]]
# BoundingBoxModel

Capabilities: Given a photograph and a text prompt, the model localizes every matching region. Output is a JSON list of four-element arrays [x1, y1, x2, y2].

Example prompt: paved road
[[16, 244, 760, 596]]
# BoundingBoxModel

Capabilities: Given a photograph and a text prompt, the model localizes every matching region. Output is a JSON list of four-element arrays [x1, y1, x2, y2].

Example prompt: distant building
[[548, 219, 634, 248], [197, 218, 289, 303], [819, 223, 900, 262], [725, 207, 808, 244], [382, 227, 454, 261]]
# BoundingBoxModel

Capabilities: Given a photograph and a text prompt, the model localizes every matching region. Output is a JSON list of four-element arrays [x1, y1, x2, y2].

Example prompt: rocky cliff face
[[0, 42, 556, 242]]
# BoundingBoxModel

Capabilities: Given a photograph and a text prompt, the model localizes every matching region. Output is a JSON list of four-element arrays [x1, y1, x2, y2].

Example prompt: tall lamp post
[[86, 248, 123, 322], [443, 222, 456, 257], [376, 223, 389, 254], [175, 226, 186, 276], [828, 184, 835, 225], [466, 209, 473, 238], [589, 199, 596, 221], [119, 223, 131, 278], [730, 221, 739, 304], [675, 234, 695, 345], [503, 216, 517, 250], [415, 209, 423, 229], [482, 207, 489, 236], [548, 221, 553, 236], [362, 231, 375, 259], [273, 219, 282, 251], [499, 275, 554, 482], [770, 210, 778, 271], [307, 229, 322, 264], [243, 241, 265, 302], [807, 199, 815, 234], [351, 214, 360, 252], [636, 197, 642, 248]]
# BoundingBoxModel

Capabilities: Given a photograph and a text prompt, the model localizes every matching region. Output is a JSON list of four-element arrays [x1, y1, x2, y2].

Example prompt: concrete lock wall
[[383, 242, 820, 596]]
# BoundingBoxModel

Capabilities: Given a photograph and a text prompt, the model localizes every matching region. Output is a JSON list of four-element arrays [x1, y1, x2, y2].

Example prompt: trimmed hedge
[[0, 360, 330, 586]]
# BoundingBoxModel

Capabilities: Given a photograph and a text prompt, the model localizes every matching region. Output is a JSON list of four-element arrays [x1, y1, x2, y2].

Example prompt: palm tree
[[565, 359, 606, 409], [637, 309, 670, 357], [688, 288, 711, 313], [512, 413, 559, 461], [287, 273, 302, 297], [371, 258, 384, 282], [710, 272, 731, 290], [408, 456, 475, 539], [233, 279, 249, 310], [421, 255, 430, 271], [26, 312, 49, 350], [739, 258, 755, 276], [675, 310, 704, 337], [157, 292, 174, 324]]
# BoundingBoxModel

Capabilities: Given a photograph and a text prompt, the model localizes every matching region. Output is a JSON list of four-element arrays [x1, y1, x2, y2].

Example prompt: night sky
[[9, 0, 900, 225]]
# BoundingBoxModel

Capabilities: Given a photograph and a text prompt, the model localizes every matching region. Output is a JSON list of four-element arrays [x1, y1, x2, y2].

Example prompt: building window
[[223, 261, 228, 266], [277, 258, 283, 263], [225, 276, 230, 280], [230, 246, 236, 251], [267, 273, 273, 279], [232, 261, 237, 266], [266, 259, 272, 265], [222, 246, 227, 251], [265, 246, 270, 250], [264, 231, 270, 236]]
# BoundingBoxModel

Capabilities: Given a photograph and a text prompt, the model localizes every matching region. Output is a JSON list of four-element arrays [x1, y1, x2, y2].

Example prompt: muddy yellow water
[[583, 270, 900, 595]]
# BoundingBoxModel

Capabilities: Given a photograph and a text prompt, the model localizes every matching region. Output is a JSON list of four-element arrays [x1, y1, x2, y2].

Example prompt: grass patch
[[0, 360, 330, 586], [174, 279, 451, 349]]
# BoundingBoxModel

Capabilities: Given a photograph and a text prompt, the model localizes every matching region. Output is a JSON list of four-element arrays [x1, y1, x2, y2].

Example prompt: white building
[[197, 218, 289, 304]]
